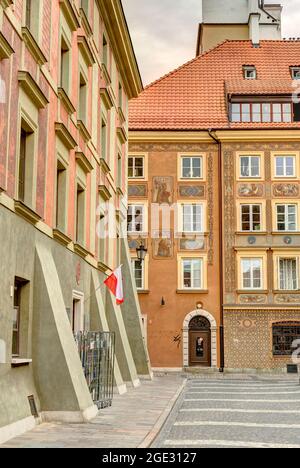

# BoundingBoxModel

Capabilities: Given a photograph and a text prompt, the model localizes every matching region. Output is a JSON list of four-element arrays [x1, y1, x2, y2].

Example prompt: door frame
[[183, 309, 217, 368]]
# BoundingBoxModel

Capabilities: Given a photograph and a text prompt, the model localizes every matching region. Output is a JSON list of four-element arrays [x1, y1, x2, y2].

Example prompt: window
[[81, 0, 89, 18], [182, 204, 203, 233], [277, 205, 297, 231], [71, 292, 85, 334], [241, 258, 263, 290], [182, 258, 203, 289], [56, 161, 67, 231], [231, 102, 292, 123], [25, 0, 39, 39], [241, 205, 262, 232], [243, 66, 257, 80], [279, 258, 298, 291], [132, 259, 144, 290], [101, 119, 107, 160], [275, 155, 296, 178], [128, 156, 144, 179], [102, 35, 108, 68], [181, 156, 203, 179], [13, 278, 29, 357], [118, 83, 123, 110], [117, 154, 122, 189], [291, 67, 300, 80], [240, 156, 260, 178], [273, 322, 300, 356], [76, 184, 86, 245], [79, 73, 87, 124], [18, 119, 35, 206], [128, 205, 144, 233], [60, 36, 70, 93]]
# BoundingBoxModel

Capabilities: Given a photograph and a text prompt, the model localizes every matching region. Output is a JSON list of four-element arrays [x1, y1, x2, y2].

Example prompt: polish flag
[[104, 266, 124, 305]]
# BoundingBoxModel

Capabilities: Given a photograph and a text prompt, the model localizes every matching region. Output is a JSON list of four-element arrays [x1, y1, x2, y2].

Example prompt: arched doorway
[[188, 316, 211, 367]]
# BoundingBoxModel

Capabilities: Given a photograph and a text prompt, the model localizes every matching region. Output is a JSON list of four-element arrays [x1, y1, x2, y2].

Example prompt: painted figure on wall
[[153, 177, 173, 204]]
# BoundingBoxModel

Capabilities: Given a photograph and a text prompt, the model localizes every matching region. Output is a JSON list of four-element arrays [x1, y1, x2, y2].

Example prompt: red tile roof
[[129, 40, 300, 131]]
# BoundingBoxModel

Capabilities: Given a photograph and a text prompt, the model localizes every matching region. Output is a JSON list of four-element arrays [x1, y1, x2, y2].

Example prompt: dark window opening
[[273, 322, 300, 356]]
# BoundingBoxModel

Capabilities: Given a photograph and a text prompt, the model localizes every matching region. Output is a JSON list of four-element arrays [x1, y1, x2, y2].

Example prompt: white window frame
[[240, 204, 262, 232], [181, 156, 203, 179], [127, 204, 146, 233], [241, 258, 263, 290], [275, 155, 296, 178], [131, 258, 145, 290], [181, 258, 203, 290], [240, 155, 261, 179], [128, 156, 145, 179], [278, 257, 299, 291], [276, 204, 297, 232], [71, 291, 85, 334], [291, 67, 300, 80], [181, 204, 204, 234], [244, 66, 257, 80]]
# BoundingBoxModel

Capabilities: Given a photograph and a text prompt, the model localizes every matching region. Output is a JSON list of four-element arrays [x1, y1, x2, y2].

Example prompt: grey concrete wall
[[120, 238, 152, 378], [0, 205, 151, 433]]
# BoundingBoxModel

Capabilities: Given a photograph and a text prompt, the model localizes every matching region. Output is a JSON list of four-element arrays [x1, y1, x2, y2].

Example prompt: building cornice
[[129, 129, 300, 144], [98, 0, 143, 98]]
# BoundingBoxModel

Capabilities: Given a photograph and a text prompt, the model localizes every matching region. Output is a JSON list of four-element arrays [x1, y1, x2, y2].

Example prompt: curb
[[138, 379, 187, 449]]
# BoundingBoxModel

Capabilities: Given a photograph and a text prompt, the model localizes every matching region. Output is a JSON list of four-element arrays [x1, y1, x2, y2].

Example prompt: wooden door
[[189, 330, 211, 367]]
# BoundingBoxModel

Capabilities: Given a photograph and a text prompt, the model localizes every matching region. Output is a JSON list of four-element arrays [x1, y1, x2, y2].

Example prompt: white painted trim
[[41, 404, 98, 423], [182, 309, 217, 368], [0, 416, 37, 445], [115, 383, 127, 395]]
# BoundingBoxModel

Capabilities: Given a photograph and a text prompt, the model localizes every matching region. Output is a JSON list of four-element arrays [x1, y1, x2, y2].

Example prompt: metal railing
[[75, 331, 115, 409]]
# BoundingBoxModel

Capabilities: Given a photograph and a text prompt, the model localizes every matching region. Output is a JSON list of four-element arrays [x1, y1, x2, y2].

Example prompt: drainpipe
[[208, 130, 224, 373]]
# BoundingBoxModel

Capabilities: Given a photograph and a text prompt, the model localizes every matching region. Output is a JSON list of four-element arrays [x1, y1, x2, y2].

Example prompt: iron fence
[[75, 331, 115, 409]]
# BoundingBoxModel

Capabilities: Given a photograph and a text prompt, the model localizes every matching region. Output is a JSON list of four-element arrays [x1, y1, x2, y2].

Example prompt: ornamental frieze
[[237, 183, 264, 198], [128, 184, 147, 198], [207, 154, 214, 265], [224, 150, 236, 293], [239, 295, 267, 305], [178, 185, 205, 198], [275, 294, 300, 304], [273, 184, 300, 198], [129, 143, 215, 152]]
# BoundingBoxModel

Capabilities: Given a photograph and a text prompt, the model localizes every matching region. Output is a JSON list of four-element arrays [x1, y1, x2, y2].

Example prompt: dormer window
[[291, 67, 300, 80], [243, 66, 257, 80], [230, 100, 295, 123]]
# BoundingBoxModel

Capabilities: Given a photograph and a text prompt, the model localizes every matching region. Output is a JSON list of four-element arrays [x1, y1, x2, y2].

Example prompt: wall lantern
[[136, 239, 148, 263]]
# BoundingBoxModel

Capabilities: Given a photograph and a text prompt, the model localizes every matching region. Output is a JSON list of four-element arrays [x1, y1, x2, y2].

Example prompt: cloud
[[123, 0, 300, 85]]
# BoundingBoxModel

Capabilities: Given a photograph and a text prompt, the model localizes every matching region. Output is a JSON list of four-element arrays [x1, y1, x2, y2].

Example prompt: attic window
[[243, 66, 257, 80], [291, 67, 300, 80]]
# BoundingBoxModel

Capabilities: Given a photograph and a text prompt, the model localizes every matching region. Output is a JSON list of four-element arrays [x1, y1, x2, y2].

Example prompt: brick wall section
[[224, 310, 300, 369]]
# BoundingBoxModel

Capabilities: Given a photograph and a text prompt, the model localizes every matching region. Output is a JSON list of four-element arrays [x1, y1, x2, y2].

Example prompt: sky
[[122, 0, 300, 86]]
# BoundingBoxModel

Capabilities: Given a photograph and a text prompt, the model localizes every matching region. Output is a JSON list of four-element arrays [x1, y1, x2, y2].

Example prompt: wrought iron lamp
[[136, 239, 148, 263]]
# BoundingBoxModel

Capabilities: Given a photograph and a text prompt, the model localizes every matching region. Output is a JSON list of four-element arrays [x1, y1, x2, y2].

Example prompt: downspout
[[208, 130, 224, 373]]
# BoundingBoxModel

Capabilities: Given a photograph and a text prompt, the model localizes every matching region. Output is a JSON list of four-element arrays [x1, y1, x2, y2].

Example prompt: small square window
[[244, 67, 257, 80], [291, 67, 300, 80]]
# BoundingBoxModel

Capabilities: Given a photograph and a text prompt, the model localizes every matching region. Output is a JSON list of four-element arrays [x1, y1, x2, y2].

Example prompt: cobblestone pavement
[[153, 376, 300, 449], [1, 376, 184, 448]]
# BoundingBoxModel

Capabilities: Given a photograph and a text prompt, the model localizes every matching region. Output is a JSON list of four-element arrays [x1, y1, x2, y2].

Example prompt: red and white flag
[[104, 265, 124, 305]]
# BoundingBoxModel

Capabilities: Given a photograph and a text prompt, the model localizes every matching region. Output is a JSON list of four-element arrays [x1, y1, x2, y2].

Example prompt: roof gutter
[[208, 130, 225, 373]]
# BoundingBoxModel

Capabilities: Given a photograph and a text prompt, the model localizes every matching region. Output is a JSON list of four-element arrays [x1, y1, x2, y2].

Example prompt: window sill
[[14, 200, 42, 225], [100, 158, 111, 174], [236, 231, 267, 236], [53, 228, 72, 247], [177, 289, 208, 295], [137, 289, 150, 295], [21, 27, 47, 66], [237, 290, 268, 294], [77, 120, 91, 143], [11, 359, 32, 368], [274, 290, 300, 294], [58, 87, 76, 115], [272, 231, 299, 236], [74, 243, 90, 259]]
